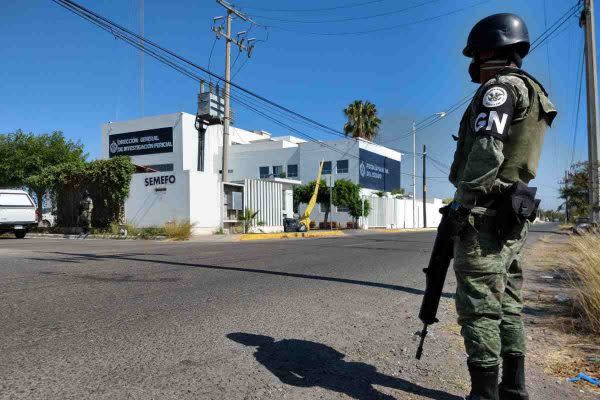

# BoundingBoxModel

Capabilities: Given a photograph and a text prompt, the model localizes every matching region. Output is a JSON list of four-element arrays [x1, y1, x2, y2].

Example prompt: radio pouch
[[496, 182, 540, 239]]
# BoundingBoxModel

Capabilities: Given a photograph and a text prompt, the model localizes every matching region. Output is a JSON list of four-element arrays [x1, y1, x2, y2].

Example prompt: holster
[[496, 182, 540, 239]]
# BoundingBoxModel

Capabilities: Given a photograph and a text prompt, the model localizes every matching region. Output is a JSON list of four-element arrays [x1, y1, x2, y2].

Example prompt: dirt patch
[[524, 234, 600, 394]]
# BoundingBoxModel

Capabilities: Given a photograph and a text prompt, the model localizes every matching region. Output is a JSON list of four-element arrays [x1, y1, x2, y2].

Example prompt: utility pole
[[422, 144, 427, 228], [582, 0, 600, 221], [212, 0, 256, 183], [329, 175, 333, 230], [139, 0, 144, 117], [412, 121, 416, 228], [212, 0, 256, 230]]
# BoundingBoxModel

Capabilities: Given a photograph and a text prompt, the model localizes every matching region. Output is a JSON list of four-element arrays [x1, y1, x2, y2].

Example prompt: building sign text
[[358, 149, 400, 191], [144, 175, 176, 186], [109, 127, 173, 158]]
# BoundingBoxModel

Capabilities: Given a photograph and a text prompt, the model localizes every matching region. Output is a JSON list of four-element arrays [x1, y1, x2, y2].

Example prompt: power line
[[236, 0, 386, 13], [53, 0, 441, 181], [543, 0, 553, 93], [530, 3, 582, 52], [380, 93, 473, 145], [232, 56, 249, 79], [52, 0, 346, 139], [53, 0, 577, 186], [207, 36, 217, 83], [255, 0, 491, 36], [382, 2, 583, 146], [248, 0, 441, 24]]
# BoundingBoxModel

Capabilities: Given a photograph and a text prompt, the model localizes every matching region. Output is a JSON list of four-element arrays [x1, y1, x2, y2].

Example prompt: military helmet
[[463, 13, 530, 58]]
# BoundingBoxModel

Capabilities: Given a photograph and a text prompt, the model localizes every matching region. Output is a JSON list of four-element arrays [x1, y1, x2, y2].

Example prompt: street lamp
[[413, 112, 446, 228]]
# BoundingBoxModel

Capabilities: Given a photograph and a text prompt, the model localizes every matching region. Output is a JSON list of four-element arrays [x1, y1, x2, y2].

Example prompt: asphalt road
[[0, 225, 581, 400]]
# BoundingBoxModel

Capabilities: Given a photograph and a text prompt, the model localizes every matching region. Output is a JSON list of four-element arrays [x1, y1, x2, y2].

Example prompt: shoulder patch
[[482, 86, 508, 108]]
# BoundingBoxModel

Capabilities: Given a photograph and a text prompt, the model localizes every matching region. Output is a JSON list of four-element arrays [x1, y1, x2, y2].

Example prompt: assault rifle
[[415, 205, 459, 360]]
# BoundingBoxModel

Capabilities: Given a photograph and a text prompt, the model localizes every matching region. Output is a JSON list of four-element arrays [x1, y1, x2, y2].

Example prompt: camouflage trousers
[[453, 216, 529, 368]]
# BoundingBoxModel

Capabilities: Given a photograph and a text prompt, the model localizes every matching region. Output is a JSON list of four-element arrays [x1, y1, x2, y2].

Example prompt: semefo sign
[[358, 149, 400, 191], [109, 127, 173, 158]]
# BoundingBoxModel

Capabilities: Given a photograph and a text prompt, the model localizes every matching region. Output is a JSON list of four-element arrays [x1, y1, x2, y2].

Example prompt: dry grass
[[523, 234, 600, 385], [164, 220, 194, 241], [566, 236, 600, 335]]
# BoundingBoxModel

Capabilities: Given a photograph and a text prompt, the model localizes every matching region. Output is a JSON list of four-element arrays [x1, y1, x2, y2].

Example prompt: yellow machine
[[299, 161, 324, 231]]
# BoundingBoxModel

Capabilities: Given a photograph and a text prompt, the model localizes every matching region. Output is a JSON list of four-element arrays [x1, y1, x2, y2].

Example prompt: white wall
[[244, 179, 284, 232], [366, 197, 444, 229], [124, 170, 190, 228], [229, 145, 299, 182], [124, 170, 221, 234], [188, 172, 221, 234]]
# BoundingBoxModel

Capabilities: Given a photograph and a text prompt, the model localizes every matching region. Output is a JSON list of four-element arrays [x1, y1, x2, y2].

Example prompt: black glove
[[447, 202, 470, 236]]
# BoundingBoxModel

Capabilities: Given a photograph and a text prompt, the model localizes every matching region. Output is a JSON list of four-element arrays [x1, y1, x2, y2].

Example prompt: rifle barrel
[[415, 323, 428, 360]]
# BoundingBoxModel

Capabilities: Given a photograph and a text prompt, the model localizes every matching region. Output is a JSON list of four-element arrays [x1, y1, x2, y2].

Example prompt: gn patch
[[473, 83, 515, 141]]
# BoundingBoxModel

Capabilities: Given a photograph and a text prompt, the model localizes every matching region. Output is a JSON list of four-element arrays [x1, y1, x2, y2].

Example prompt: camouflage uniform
[[449, 69, 556, 369], [79, 195, 93, 233]]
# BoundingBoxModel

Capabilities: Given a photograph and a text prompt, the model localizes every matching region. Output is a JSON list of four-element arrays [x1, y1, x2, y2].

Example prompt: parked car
[[572, 217, 593, 235], [0, 190, 38, 238]]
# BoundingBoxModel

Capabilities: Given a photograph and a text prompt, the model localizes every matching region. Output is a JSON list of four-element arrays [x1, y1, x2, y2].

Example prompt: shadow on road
[[227, 332, 462, 400], [528, 229, 569, 235], [32, 251, 454, 299]]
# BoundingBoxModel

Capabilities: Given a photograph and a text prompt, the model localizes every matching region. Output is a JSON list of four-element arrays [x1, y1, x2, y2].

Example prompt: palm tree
[[343, 100, 382, 141]]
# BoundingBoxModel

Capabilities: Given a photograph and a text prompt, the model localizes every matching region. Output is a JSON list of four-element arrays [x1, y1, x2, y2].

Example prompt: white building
[[101, 112, 441, 234]]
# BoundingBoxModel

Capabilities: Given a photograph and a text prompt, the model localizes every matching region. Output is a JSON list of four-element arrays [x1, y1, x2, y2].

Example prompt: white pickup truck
[[0, 190, 38, 238]]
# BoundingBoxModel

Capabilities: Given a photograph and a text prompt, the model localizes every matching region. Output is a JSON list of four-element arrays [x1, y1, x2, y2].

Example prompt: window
[[337, 206, 349, 213], [287, 164, 298, 178], [322, 161, 332, 175], [337, 159, 349, 174], [134, 164, 174, 174], [259, 166, 270, 179], [0, 193, 34, 207], [273, 165, 284, 177], [144, 164, 174, 172]]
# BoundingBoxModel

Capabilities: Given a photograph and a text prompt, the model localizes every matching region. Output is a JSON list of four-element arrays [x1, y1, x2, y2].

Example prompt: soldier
[[79, 191, 94, 236], [449, 14, 557, 400]]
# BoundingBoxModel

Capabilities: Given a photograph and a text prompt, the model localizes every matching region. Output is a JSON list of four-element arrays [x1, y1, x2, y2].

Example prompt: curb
[[366, 228, 437, 233], [25, 233, 166, 241], [240, 230, 345, 241]]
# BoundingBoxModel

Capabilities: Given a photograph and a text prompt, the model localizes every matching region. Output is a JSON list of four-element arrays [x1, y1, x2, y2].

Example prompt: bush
[[164, 220, 194, 240], [94, 222, 166, 239], [566, 236, 600, 334]]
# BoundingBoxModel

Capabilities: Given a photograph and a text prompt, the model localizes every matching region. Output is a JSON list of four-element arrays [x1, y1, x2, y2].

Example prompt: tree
[[293, 179, 331, 222], [559, 161, 596, 220], [349, 197, 371, 224], [31, 156, 135, 228], [343, 100, 381, 141], [391, 188, 406, 198], [331, 179, 371, 226], [0, 130, 86, 216], [332, 179, 360, 210]]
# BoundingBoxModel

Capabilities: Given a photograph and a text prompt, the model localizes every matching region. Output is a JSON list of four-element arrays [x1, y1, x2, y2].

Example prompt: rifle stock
[[415, 206, 455, 359]]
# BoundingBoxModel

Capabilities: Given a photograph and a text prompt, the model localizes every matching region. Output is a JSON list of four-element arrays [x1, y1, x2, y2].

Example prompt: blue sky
[[0, 0, 592, 209]]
